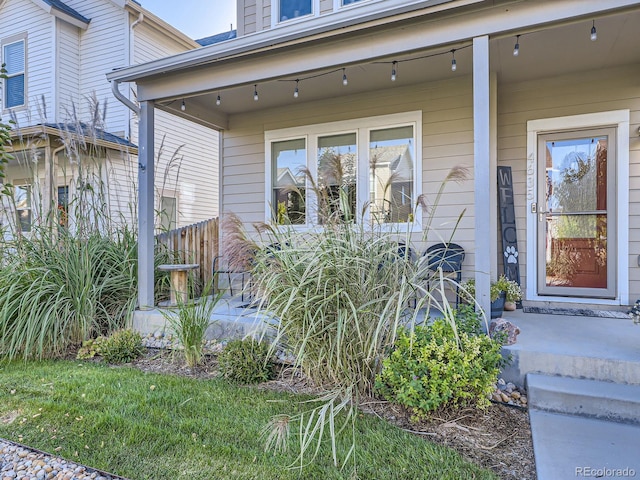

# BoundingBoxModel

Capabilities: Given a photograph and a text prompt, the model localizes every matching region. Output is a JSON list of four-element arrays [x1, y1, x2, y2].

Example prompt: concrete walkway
[[498, 309, 640, 479]]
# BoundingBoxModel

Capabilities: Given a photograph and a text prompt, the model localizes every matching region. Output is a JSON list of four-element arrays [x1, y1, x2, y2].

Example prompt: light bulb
[[513, 36, 520, 56], [391, 62, 397, 82], [216, 94, 221, 106], [181, 100, 186, 111], [342, 69, 348, 86], [590, 21, 597, 41], [451, 58, 457, 72], [293, 81, 299, 98], [253, 85, 259, 101]]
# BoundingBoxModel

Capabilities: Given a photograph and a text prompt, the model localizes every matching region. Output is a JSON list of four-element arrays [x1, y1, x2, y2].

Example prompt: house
[[106, 0, 640, 315], [0, 0, 219, 236]]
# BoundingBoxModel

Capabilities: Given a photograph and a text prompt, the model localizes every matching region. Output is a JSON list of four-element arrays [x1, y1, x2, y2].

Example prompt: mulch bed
[[129, 349, 536, 479]]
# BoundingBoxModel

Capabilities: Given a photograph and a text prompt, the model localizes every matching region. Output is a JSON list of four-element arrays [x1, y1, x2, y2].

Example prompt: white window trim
[[272, 0, 319, 26], [265, 111, 423, 229], [332, 0, 376, 11], [159, 190, 179, 231], [1, 33, 27, 112], [526, 110, 630, 306]]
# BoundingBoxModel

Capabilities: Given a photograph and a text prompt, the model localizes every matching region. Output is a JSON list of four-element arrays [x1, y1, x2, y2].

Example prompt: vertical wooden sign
[[497, 166, 521, 292]]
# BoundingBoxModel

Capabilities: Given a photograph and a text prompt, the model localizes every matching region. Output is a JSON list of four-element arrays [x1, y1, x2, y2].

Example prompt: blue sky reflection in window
[[280, 0, 311, 21]]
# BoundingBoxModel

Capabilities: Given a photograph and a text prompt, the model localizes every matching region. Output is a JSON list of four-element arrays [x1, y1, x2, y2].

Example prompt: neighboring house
[[0, 0, 219, 236], [107, 0, 640, 314]]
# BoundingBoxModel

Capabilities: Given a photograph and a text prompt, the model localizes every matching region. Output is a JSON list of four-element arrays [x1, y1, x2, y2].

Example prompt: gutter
[[112, 79, 140, 116]]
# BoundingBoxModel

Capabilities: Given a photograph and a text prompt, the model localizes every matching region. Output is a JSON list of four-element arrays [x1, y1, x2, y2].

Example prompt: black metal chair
[[423, 242, 465, 307]]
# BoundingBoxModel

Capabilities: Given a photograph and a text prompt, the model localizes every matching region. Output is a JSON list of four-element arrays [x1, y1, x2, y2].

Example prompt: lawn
[[0, 360, 496, 479]]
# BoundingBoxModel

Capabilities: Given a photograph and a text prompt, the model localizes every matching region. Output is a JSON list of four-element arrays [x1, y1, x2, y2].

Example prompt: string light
[[590, 20, 597, 41], [181, 100, 186, 111], [342, 68, 348, 86], [253, 84, 259, 101], [513, 35, 520, 56], [216, 93, 221, 106], [293, 80, 299, 98], [450, 50, 457, 72], [391, 61, 397, 81]]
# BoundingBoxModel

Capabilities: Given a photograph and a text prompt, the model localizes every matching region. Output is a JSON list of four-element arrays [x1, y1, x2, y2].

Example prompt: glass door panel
[[537, 129, 616, 298]]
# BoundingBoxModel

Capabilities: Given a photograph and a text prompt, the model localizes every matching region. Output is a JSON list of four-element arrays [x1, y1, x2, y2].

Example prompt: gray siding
[[498, 64, 640, 299], [222, 75, 476, 268]]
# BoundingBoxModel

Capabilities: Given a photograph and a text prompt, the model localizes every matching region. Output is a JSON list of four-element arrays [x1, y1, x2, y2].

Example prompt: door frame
[[526, 110, 630, 306]]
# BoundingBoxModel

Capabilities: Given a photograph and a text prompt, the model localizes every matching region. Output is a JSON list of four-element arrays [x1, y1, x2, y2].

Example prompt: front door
[[537, 128, 616, 298]]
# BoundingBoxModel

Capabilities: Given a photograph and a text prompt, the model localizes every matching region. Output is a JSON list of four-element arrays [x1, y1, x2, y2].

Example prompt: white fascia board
[[29, 0, 89, 30]]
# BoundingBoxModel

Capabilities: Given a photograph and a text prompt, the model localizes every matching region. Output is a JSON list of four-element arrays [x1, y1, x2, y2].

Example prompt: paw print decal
[[504, 246, 519, 264]]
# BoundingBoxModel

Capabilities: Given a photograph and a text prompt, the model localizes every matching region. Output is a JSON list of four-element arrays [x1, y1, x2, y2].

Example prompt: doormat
[[523, 306, 630, 319]]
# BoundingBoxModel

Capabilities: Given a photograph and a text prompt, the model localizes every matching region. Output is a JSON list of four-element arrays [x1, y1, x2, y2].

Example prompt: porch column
[[138, 100, 155, 310], [473, 35, 492, 317]]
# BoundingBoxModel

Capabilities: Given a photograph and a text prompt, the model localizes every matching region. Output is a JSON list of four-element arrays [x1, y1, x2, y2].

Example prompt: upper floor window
[[341, 0, 366, 5], [279, 0, 312, 22], [2, 36, 26, 109], [266, 112, 421, 226]]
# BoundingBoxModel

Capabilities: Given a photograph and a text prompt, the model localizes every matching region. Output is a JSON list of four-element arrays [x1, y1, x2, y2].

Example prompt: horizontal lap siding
[[223, 76, 476, 270], [64, 0, 129, 136], [133, 24, 219, 226], [1, 0, 54, 127], [56, 20, 80, 121], [497, 63, 640, 299]]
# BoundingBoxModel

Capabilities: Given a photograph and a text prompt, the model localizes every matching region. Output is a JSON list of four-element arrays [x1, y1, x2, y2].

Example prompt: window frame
[[12, 178, 32, 233], [159, 193, 178, 231], [265, 111, 422, 228], [273, 0, 317, 25], [1, 33, 27, 111]]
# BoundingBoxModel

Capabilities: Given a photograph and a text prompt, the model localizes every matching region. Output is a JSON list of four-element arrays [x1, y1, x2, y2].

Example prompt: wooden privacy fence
[[155, 217, 219, 288]]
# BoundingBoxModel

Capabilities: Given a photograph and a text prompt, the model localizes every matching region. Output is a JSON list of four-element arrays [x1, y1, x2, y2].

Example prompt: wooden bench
[[158, 263, 200, 306]]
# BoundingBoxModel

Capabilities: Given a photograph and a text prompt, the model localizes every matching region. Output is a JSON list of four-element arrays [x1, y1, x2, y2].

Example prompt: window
[[14, 182, 31, 232], [369, 126, 414, 223], [272, 139, 306, 224], [57, 186, 69, 228], [266, 112, 421, 226], [2, 36, 26, 109], [342, 0, 366, 5], [160, 195, 177, 231], [279, 0, 312, 22]]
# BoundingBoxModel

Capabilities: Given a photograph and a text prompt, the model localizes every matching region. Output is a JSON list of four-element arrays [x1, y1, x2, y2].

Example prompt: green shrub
[[76, 336, 107, 359], [375, 320, 503, 419], [100, 329, 145, 364], [217, 338, 275, 384]]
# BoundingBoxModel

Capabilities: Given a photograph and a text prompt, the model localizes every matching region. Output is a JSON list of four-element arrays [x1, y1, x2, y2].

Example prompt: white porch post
[[138, 100, 155, 309], [473, 35, 492, 317]]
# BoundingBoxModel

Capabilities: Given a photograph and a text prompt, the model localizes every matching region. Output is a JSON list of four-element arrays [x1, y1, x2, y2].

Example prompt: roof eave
[[9, 126, 139, 155], [107, 0, 480, 83]]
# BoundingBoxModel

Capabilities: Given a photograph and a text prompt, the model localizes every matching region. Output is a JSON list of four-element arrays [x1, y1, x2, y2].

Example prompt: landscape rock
[[488, 318, 520, 345]]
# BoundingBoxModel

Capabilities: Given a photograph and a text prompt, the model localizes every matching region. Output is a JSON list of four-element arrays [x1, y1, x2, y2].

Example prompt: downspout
[[111, 79, 140, 116]]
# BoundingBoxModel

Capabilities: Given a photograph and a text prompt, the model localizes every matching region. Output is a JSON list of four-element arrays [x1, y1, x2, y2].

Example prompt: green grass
[[0, 360, 496, 480]]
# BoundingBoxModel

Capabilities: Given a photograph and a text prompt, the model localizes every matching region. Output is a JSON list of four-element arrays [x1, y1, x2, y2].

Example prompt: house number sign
[[497, 166, 521, 292]]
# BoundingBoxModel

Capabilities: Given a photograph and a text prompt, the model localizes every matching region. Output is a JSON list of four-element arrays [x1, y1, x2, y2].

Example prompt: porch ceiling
[[152, 6, 640, 129]]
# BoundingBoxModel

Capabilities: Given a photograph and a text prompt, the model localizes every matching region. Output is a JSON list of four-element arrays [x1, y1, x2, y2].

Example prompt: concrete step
[[526, 373, 640, 425], [529, 410, 640, 480]]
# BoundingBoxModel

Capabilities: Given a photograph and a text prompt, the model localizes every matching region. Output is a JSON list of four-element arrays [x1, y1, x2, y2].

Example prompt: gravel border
[[0, 438, 128, 480]]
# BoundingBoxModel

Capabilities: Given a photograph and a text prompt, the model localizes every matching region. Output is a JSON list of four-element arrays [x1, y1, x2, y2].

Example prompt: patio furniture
[[212, 256, 252, 302], [157, 263, 200, 306], [423, 242, 465, 307]]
